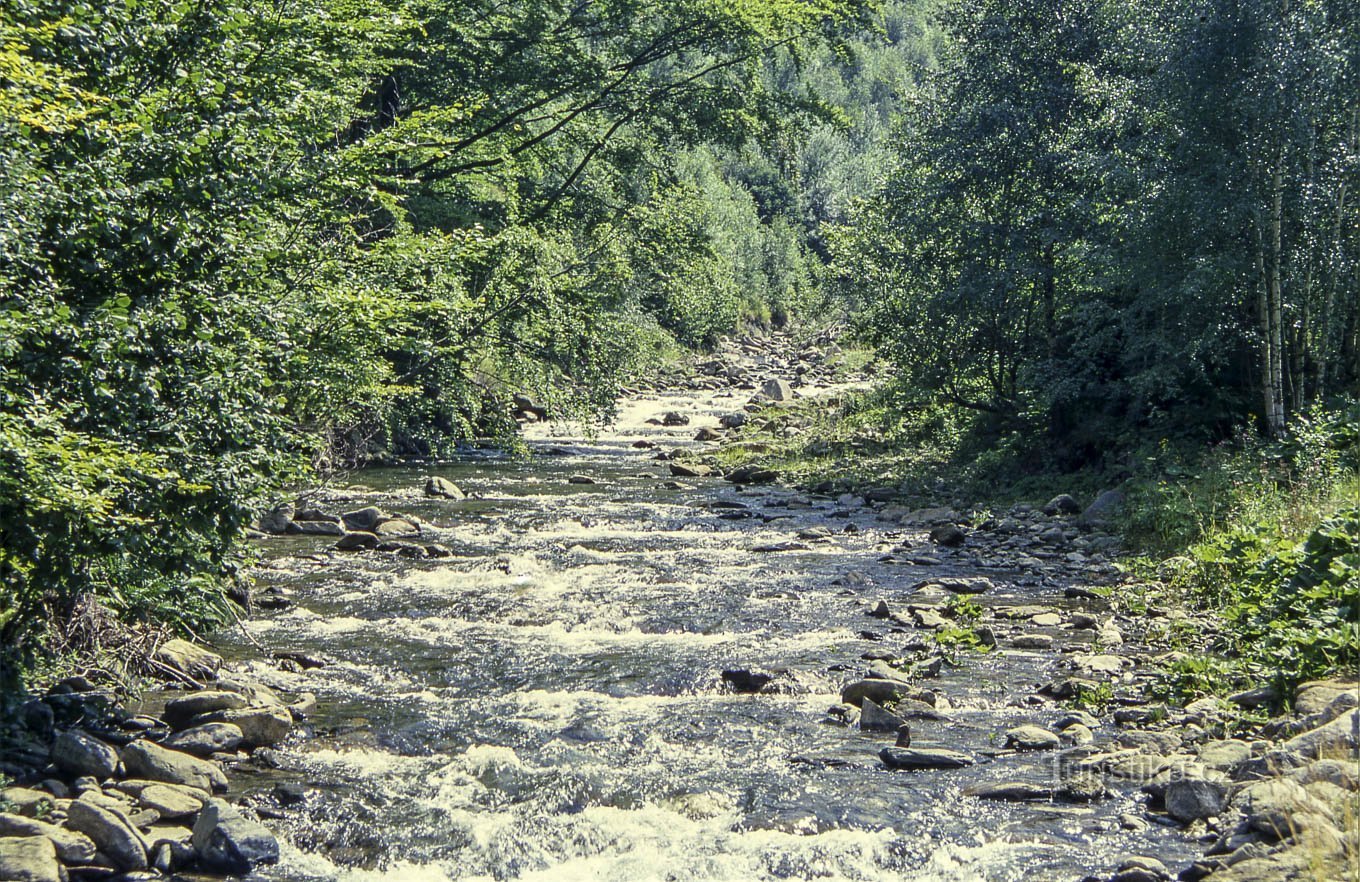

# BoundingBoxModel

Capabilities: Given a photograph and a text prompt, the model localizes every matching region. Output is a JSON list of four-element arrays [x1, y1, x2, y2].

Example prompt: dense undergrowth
[[1122, 407, 1360, 701]]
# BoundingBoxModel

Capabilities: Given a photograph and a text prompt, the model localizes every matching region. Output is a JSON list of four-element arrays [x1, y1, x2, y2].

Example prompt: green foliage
[[1169, 507, 1360, 694], [1118, 409, 1360, 700], [1122, 404, 1360, 553], [0, 0, 891, 687], [837, 0, 1360, 463], [1069, 680, 1114, 715], [943, 595, 983, 624]]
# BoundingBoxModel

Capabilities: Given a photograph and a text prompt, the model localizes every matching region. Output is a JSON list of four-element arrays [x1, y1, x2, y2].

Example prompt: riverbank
[[3, 332, 1355, 882], [1, 640, 303, 879]]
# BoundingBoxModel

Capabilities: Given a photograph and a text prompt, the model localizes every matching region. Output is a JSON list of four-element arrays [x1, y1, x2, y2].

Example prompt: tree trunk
[[1266, 156, 1288, 436], [1256, 213, 1285, 439]]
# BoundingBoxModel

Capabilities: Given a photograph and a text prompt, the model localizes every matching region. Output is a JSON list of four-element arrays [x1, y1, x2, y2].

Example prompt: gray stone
[[759, 378, 793, 401], [1281, 708, 1359, 759], [1233, 778, 1330, 839], [1197, 739, 1252, 771], [1042, 494, 1081, 516], [859, 698, 908, 733], [214, 677, 284, 707], [335, 530, 380, 551], [153, 639, 222, 680], [880, 747, 973, 770], [1165, 777, 1227, 822], [286, 519, 345, 536], [1057, 772, 1109, 803], [138, 783, 207, 819], [966, 781, 1054, 802], [937, 578, 992, 595], [928, 525, 965, 547], [1011, 634, 1054, 650], [164, 722, 244, 757], [120, 740, 227, 793], [1290, 759, 1360, 790], [51, 730, 120, 779], [1055, 710, 1100, 729], [1061, 723, 1095, 745], [424, 476, 464, 499], [258, 502, 294, 534], [375, 517, 420, 537], [718, 412, 747, 429], [0, 812, 97, 863], [913, 608, 948, 630], [1005, 725, 1061, 751], [163, 690, 248, 727], [1293, 680, 1359, 717], [193, 706, 292, 748], [340, 506, 384, 532], [66, 798, 148, 871], [1, 789, 54, 819], [840, 679, 908, 707], [191, 799, 279, 875], [1079, 490, 1125, 526], [1072, 653, 1127, 676], [1111, 857, 1168, 882], [0, 836, 61, 882]]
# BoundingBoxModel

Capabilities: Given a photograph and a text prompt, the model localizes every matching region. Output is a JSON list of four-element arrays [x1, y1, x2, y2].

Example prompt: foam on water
[[275, 799, 1072, 882]]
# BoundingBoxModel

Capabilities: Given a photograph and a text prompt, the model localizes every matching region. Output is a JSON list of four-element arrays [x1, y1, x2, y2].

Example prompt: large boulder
[[1005, 725, 1061, 751], [51, 729, 120, 779], [0, 813, 97, 863], [335, 531, 380, 551], [1232, 778, 1331, 839], [1042, 494, 1082, 516], [137, 783, 207, 819], [1165, 777, 1227, 823], [163, 690, 249, 728], [340, 506, 384, 532], [1282, 708, 1360, 759], [928, 525, 966, 547], [164, 722, 245, 757], [192, 799, 280, 875], [759, 378, 793, 401], [0, 836, 62, 882], [1293, 680, 1359, 717], [66, 798, 148, 871], [375, 518, 420, 537], [880, 747, 973, 770], [153, 639, 222, 681], [724, 465, 778, 485], [718, 412, 748, 429], [257, 502, 294, 534], [193, 706, 291, 748], [1080, 490, 1125, 526], [424, 476, 464, 500], [0, 789, 53, 819], [286, 520, 345, 536], [840, 679, 908, 708], [859, 698, 908, 733], [120, 740, 228, 793]]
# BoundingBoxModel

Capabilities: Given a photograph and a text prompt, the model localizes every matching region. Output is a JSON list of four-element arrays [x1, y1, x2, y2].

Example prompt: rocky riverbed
[[3, 333, 1356, 882]]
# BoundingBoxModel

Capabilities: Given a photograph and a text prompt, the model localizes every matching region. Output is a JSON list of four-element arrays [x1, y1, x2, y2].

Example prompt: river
[[222, 385, 1199, 882]]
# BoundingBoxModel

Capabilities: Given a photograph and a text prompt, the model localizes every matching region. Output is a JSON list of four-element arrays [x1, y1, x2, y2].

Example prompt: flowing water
[[221, 388, 1199, 882]]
